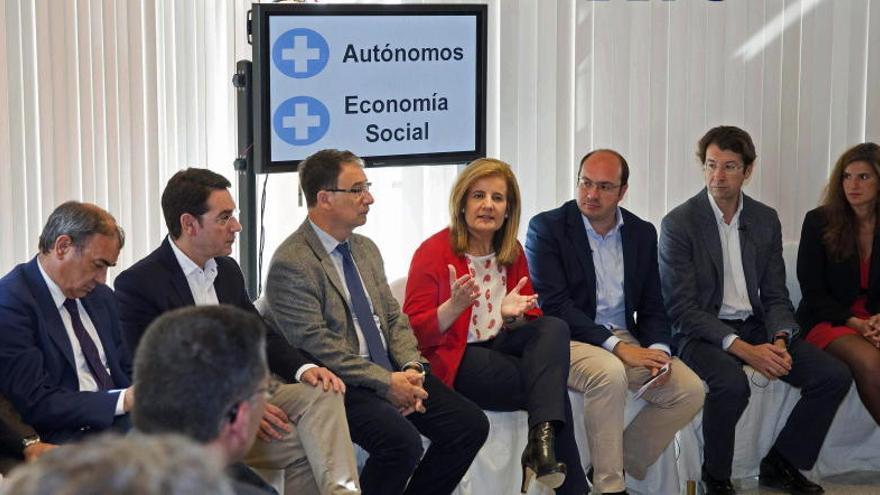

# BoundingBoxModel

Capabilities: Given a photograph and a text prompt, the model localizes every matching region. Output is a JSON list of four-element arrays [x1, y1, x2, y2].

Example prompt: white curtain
[[2, 0, 879, 285]]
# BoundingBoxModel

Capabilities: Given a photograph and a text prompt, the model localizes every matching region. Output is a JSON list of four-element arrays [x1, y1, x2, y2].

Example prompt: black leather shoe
[[520, 421, 566, 493], [586, 466, 629, 494], [701, 466, 736, 495], [759, 448, 824, 494]]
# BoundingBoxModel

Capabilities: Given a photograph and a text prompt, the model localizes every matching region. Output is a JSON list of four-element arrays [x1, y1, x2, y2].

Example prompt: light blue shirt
[[309, 220, 387, 357], [582, 209, 671, 355]]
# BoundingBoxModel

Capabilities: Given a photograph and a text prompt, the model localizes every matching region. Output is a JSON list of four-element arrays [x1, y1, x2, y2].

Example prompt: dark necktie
[[335, 242, 393, 370], [62, 299, 114, 390]]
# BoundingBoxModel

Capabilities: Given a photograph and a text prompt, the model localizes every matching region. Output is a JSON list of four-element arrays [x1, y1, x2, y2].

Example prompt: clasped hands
[[850, 315, 880, 348], [386, 369, 429, 416], [729, 338, 793, 380], [447, 265, 537, 322]]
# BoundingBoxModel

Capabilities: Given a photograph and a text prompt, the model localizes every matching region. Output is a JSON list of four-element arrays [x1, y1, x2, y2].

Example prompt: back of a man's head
[[1, 433, 233, 495], [132, 305, 267, 447]]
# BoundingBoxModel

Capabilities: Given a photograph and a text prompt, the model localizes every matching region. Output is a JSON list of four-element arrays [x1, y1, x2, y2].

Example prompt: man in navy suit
[[114, 168, 359, 495], [526, 150, 704, 494], [0, 201, 132, 445]]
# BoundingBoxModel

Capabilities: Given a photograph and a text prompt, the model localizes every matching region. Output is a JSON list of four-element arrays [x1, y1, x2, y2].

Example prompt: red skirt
[[805, 258, 870, 350]]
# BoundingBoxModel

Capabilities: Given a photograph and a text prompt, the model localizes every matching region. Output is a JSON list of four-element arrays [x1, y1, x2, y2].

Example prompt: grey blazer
[[658, 188, 798, 352], [264, 219, 423, 397]]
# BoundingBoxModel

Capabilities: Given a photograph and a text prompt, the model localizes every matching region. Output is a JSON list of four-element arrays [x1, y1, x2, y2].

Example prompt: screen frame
[[251, 3, 488, 173]]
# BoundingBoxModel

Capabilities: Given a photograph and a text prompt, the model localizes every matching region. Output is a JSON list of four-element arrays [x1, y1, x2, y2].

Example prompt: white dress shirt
[[169, 237, 219, 306], [36, 259, 126, 415], [310, 220, 388, 358], [707, 190, 752, 350], [583, 208, 671, 355]]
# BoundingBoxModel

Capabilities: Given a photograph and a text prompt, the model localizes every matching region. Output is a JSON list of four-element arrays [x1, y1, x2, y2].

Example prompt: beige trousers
[[569, 329, 704, 493], [244, 382, 361, 495]]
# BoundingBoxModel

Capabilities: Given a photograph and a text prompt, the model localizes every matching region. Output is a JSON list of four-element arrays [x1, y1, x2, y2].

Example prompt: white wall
[[2, 0, 879, 286]]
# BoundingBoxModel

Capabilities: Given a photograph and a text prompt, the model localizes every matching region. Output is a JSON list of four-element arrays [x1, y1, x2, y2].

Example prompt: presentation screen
[[251, 3, 487, 173]]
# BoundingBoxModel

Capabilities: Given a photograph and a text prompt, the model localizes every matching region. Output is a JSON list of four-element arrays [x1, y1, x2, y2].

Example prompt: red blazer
[[404, 228, 542, 387]]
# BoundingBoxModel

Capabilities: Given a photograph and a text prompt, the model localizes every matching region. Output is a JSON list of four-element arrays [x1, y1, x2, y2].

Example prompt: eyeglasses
[[210, 210, 239, 226], [577, 177, 620, 193], [703, 162, 744, 173], [325, 182, 372, 198]]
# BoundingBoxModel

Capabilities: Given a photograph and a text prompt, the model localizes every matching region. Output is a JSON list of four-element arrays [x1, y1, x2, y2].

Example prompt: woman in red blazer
[[404, 159, 586, 495], [797, 142, 880, 425]]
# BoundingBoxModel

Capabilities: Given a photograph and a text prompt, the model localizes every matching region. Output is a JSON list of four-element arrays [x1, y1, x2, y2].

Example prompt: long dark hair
[[820, 142, 880, 261]]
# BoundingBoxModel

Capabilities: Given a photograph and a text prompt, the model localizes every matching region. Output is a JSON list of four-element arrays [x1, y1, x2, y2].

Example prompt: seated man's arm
[[0, 300, 120, 435], [113, 270, 163, 356], [759, 212, 799, 338], [0, 394, 56, 461], [633, 223, 673, 350], [525, 215, 612, 345], [266, 256, 392, 396], [0, 393, 34, 456], [658, 213, 737, 347], [228, 262, 314, 381]]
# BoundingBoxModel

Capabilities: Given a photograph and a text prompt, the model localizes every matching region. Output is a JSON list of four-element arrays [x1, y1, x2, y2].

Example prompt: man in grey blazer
[[658, 126, 851, 495], [263, 149, 489, 495]]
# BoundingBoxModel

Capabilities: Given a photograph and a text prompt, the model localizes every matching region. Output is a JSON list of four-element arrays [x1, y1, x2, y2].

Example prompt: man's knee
[[708, 367, 750, 408], [671, 363, 707, 413], [367, 419, 424, 469], [821, 356, 853, 397], [569, 347, 627, 395]]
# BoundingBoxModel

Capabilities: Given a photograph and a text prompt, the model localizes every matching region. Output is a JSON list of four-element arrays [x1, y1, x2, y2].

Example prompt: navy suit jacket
[[0, 258, 131, 443], [525, 201, 671, 348], [114, 238, 309, 381]]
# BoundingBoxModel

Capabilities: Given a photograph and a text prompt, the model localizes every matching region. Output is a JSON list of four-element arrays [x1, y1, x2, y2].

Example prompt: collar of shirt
[[309, 219, 347, 256], [168, 236, 218, 282], [36, 257, 67, 309], [707, 189, 744, 228], [581, 206, 625, 241]]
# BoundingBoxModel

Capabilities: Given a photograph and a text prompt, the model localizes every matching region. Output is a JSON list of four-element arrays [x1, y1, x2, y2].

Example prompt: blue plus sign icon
[[272, 29, 329, 78], [273, 96, 330, 146]]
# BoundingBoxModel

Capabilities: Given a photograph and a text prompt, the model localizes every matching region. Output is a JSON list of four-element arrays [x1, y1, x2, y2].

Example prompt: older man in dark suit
[[263, 149, 488, 495], [114, 168, 359, 495], [659, 126, 852, 495], [0, 202, 132, 445]]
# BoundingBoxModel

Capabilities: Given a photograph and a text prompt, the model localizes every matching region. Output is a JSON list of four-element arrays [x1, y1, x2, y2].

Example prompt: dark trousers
[[345, 373, 489, 495], [680, 318, 852, 479], [453, 316, 588, 495]]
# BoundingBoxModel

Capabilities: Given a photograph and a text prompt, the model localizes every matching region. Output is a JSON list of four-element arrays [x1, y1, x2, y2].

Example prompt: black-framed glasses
[[325, 182, 372, 198], [577, 177, 620, 193]]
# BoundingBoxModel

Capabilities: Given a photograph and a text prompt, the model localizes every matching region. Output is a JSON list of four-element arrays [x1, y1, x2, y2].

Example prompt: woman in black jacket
[[797, 142, 880, 425]]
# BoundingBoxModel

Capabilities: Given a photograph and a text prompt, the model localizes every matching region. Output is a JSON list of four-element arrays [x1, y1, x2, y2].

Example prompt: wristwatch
[[22, 434, 41, 450], [402, 361, 431, 377]]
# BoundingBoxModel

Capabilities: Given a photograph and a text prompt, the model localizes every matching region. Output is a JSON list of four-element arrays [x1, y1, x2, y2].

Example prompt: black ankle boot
[[520, 421, 567, 493]]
